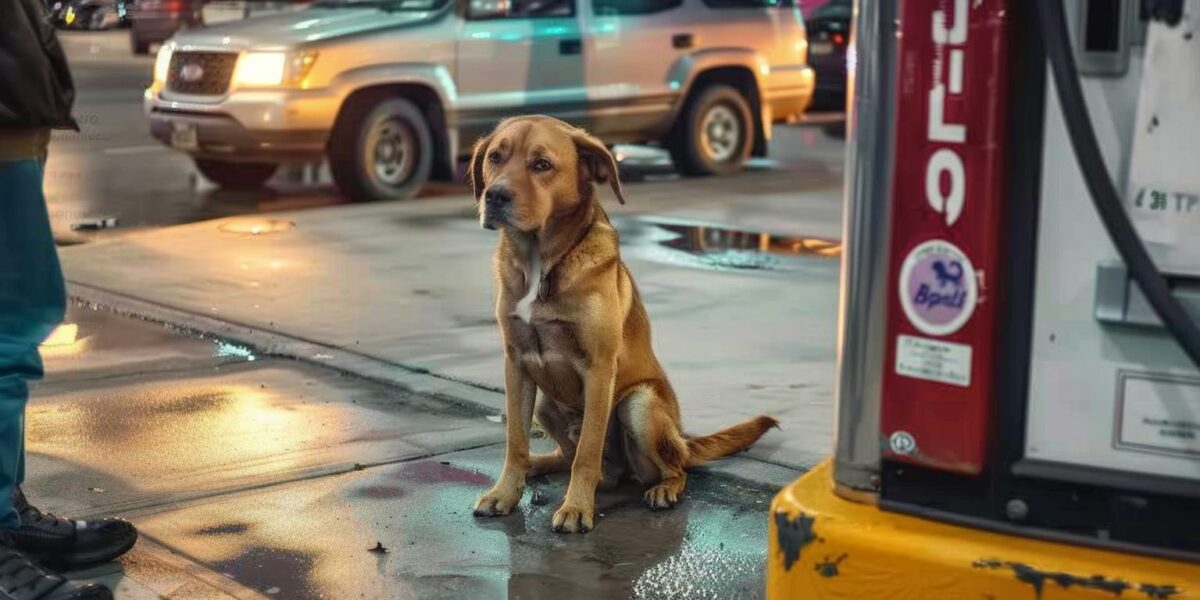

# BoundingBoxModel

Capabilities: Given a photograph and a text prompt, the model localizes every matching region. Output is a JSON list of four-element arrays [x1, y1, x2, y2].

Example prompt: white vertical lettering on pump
[[926, 0, 968, 226]]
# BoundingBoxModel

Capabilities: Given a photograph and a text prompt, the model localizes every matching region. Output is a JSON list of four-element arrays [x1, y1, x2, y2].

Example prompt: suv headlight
[[232, 51, 319, 88], [153, 41, 175, 84], [233, 52, 286, 86]]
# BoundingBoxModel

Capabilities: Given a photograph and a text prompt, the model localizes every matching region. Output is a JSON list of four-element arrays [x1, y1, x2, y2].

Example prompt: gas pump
[[768, 0, 1200, 596]]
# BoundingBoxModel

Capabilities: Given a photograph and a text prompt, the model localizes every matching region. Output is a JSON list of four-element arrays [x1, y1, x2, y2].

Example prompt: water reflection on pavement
[[28, 305, 788, 599]]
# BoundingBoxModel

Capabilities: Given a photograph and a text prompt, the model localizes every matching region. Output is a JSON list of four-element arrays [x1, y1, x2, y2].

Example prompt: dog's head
[[470, 116, 625, 232]]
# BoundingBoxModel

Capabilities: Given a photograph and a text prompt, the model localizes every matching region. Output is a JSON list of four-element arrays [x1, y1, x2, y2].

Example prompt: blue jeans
[[0, 160, 65, 532]]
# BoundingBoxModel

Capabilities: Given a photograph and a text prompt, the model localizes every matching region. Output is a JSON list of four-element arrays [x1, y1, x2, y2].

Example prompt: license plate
[[811, 41, 834, 56], [171, 123, 198, 151], [202, 2, 247, 24]]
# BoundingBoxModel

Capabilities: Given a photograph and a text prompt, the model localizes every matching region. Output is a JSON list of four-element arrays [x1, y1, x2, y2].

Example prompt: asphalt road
[[47, 29, 847, 243], [48, 30, 354, 244]]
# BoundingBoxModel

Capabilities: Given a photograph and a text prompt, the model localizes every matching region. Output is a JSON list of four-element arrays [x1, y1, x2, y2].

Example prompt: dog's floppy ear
[[573, 130, 626, 205], [468, 134, 493, 202]]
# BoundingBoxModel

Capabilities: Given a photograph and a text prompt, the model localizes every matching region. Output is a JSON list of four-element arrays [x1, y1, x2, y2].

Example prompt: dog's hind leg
[[617, 384, 689, 510], [642, 427, 688, 510], [598, 410, 628, 491], [528, 395, 575, 477]]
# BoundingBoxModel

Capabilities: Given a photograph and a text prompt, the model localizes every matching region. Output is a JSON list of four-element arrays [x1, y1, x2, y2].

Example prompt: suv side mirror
[[467, 0, 509, 19]]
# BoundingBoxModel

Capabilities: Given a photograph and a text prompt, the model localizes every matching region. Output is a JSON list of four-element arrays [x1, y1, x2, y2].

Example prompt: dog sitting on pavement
[[470, 115, 779, 533]]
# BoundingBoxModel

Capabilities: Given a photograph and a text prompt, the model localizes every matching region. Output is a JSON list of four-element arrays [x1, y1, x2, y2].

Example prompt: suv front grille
[[167, 52, 238, 96]]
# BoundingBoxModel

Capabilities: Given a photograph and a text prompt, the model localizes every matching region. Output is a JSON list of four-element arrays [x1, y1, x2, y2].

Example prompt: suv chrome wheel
[[369, 118, 417, 187], [700, 104, 741, 162], [668, 84, 754, 176]]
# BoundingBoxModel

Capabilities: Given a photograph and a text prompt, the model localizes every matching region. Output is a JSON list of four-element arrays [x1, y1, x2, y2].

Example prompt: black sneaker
[[11, 489, 137, 569], [0, 533, 111, 600]]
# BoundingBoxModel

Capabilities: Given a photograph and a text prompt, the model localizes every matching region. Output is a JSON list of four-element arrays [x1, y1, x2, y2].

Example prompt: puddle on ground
[[621, 218, 841, 272]]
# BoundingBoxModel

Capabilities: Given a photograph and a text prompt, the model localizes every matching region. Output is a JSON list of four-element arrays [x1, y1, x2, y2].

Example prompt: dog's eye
[[530, 158, 553, 173], [487, 151, 502, 164]]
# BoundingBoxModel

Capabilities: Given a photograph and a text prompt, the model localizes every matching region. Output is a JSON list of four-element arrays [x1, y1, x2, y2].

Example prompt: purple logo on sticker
[[898, 240, 977, 336]]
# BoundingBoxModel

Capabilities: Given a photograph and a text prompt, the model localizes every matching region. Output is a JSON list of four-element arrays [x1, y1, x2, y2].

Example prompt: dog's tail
[[685, 415, 779, 468]]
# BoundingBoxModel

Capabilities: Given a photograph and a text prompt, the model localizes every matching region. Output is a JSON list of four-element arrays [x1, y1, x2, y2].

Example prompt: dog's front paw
[[473, 487, 522, 517], [551, 503, 594, 533]]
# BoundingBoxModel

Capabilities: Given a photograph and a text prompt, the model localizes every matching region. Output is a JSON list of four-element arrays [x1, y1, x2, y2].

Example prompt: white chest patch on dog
[[513, 248, 542, 323]]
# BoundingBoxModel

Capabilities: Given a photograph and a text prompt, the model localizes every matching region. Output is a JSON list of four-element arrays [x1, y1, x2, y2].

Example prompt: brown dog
[[470, 115, 778, 533]]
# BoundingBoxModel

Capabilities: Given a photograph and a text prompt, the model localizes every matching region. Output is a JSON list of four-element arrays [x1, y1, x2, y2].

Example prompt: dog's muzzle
[[480, 185, 514, 230]]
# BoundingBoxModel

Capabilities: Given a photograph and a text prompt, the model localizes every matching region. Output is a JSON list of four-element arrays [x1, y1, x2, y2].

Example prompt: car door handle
[[672, 33, 694, 49], [559, 39, 582, 55]]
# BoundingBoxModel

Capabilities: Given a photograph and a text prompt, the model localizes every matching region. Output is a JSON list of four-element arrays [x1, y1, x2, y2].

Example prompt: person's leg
[[0, 159, 65, 535], [0, 379, 27, 533], [0, 160, 113, 596], [0, 160, 137, 571]]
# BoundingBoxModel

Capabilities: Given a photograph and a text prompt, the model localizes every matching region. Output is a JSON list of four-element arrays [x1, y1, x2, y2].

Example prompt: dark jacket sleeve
[[0, 0, 78, 130]]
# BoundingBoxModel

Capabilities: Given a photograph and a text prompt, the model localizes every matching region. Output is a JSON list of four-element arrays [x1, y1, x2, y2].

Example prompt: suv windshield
[[312, 0, 446, 10]]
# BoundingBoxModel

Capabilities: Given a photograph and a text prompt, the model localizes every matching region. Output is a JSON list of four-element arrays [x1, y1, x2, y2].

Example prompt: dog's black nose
[[485, 186, 513, 206]]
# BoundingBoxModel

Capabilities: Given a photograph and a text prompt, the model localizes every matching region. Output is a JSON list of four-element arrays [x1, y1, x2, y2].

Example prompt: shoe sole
[[73, 585, 115, 600], [33, 529, 139, 570]]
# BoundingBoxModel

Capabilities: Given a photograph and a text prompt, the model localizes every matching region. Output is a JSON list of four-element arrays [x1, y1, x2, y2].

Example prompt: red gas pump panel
[[881, 0, 1011, 474]]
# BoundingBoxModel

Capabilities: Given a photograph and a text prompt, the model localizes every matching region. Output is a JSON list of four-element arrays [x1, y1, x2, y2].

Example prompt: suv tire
[[194, 159, 278, 189], [329, 96, 433, 202], [668, 85, 754, 176]]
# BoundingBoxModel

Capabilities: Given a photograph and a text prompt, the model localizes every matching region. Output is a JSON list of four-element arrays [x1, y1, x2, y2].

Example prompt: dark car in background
[[130, 0, 203, 54], [129, 1, 305, 55], [50, 0, 134, 30], [806, 0, 851, 112]]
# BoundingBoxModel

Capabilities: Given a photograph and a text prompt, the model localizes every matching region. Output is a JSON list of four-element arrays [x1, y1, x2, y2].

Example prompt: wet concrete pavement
[[30, 358, 500, 516], [59, 193, 840, 469], [32, 304, 800, 598], [132, 447, 780, 600], [39, 302, 235, 381]]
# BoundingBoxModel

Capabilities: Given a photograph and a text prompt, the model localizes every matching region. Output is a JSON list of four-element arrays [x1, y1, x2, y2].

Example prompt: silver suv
[[144, 0, 814, 200]]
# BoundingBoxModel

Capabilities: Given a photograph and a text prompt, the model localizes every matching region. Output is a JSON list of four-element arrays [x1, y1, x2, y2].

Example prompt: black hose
[[1035, 0, 1200, 369]]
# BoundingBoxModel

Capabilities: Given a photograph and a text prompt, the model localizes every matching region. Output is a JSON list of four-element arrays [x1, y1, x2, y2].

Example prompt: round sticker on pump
[[898, 240, 977, 336]]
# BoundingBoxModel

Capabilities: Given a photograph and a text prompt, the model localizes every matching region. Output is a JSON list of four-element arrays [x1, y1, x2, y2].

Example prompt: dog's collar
[[546, 205, 599, 264], [539, 214, 597, 301]]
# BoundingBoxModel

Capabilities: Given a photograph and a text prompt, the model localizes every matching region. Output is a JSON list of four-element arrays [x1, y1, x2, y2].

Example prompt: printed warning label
[[1117, 372, 1200, 459], [895, 334, 972, 387]]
